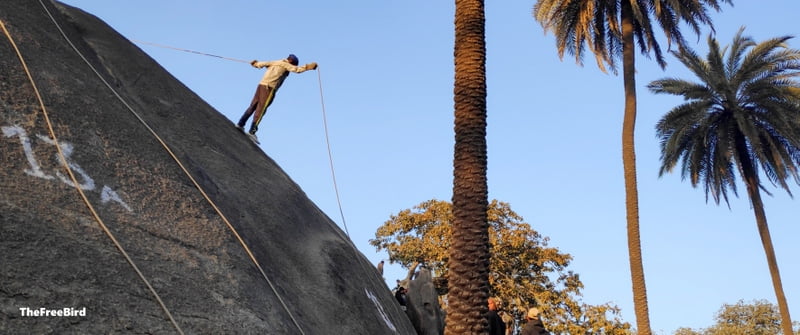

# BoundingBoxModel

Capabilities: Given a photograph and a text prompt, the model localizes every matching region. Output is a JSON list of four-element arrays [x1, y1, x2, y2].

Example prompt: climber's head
[[287, 54, 299, 66]]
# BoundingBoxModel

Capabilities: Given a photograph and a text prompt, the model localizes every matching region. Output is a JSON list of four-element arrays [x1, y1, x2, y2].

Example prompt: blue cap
[[287, 54, 299, 65]]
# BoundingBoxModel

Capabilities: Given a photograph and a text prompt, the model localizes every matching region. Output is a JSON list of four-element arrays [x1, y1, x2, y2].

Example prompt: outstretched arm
[[285, 62, 318, 73], [250, 60, 317, 72]]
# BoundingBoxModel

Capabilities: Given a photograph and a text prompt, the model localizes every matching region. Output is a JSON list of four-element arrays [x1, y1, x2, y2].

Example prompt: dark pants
[[237, 84, 276, 134]]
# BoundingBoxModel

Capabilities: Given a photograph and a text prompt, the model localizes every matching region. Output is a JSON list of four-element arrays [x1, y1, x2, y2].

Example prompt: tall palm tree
[[650, 27, 800, 335], [448, 0, 491, 334], [533, 1, 730, 334]]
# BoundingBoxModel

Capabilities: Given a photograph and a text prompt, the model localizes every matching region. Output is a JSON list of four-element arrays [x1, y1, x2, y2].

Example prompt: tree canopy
[[673, 300, 800, 335], [370, 199, 630, 334]]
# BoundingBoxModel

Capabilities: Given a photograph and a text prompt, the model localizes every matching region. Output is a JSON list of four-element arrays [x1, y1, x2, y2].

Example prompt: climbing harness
[[2, 16, 185, 335]]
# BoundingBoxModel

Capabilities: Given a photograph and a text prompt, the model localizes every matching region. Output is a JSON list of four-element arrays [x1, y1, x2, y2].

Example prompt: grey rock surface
[[406, 269, 445, 335], [0, 1, 414, 334]]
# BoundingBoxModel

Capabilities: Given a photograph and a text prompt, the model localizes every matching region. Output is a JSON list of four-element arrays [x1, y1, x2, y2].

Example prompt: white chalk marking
[[100, 185, 132, 212], [37, 134, 95, 191], [3, 125, 132, 212], [365, 288, 398, 333], [2, 125, 55, 180]]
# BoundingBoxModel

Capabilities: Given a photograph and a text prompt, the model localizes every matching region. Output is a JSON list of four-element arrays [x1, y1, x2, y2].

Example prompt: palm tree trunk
[[447, 0, 490, 334], [620, 2, 651, 334], [747, 189, 794, 335], [738, 147, 793, 335]]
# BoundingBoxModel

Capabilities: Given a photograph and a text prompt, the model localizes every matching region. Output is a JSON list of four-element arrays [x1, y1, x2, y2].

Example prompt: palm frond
[[650, 26, 800, 206], [532, 0, 729, 73]]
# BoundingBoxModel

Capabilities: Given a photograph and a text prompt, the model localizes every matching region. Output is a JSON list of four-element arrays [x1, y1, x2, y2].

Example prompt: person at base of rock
[[487, 297, 506, 335], [236, 54, 317, 144], [395, 286, 408, 311], [520, 307, 550, 335]]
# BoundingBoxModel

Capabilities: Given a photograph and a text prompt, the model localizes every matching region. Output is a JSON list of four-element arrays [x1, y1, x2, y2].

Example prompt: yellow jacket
[[252, 59, 313, 89]]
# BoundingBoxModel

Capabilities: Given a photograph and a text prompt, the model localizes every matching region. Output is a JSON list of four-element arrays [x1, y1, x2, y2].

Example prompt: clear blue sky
[[60, 1, 799, 333]]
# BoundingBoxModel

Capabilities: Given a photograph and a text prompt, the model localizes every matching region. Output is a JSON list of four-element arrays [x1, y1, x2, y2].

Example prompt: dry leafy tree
[[673, 300, 800, 335], [650, 27, 800, 335], [532, 1, 732, 333], [370, 199, 631, 334]]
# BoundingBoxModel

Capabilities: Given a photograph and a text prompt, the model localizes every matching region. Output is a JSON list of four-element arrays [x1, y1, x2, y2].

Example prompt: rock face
[[0, 1, 414, 334], [406, 269, 446, 335]]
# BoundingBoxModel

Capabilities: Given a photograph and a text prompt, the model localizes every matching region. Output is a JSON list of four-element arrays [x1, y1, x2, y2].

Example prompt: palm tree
[[448, 0, 491, 334], [650, 27, 800, 335], [533, 1, 730, 334]]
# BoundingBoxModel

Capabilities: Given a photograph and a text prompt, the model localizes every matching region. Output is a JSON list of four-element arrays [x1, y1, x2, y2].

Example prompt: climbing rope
[[0, 18, 185, 335], [131, 39, 250, 64], [316, 69, 350, 237], [33, 1, 306, 334], [132, 39, 352, 238]]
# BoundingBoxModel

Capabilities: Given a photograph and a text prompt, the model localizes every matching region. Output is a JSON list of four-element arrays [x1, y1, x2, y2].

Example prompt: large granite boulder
[[0, 1, 414, 334]]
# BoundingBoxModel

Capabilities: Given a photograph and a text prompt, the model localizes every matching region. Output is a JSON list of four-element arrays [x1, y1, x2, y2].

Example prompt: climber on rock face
[[236, 54, 318, 144]]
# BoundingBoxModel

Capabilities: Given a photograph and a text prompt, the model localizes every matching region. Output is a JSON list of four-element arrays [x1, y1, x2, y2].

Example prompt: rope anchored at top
[[131, 39, 250, 63]]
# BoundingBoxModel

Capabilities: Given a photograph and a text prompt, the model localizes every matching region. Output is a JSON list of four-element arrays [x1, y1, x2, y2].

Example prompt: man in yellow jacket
[[236, 54, 317, 144]]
